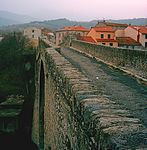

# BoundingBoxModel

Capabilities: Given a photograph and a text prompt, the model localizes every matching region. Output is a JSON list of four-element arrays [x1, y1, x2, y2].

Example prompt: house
[[24, 27, 41, 40], [116, 37, 141, 49], [55, 26, 89, 45], [125, 26, 147, 48], [23, 27, 42, 47], [87, 26, 118, 47], [41, 28, 55, 44], [96, 21, 128, 36]]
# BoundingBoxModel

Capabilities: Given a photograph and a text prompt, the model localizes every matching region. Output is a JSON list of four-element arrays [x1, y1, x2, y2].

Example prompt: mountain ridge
[[0, 11, 146, 32], [18, 18, 147, 30], [0, 10, 36, 26]]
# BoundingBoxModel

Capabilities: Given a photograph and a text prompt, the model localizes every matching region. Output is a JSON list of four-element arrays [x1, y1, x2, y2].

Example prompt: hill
[[22, 18, 147, 30], [108, 18, 147, 26], [0, 10, 36, 26], [0, 18, 147, 33]]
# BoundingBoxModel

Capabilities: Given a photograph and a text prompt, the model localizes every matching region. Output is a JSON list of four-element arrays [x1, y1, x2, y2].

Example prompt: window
[[108, 34, 111, 39], [32, 30, 35, 33], [145, 34, 147, 39], [110, 43, 113, 46], [145, 42, 147, 48], [32, 35, 34, 38], [102, 43, 105, 45], [77, 33, 81, 37], [101, 34, 104, 38]]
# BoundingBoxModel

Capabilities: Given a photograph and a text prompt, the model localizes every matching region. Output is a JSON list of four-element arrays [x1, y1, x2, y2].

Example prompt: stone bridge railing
[[71, 40, 147, 82], [32, 47, 147, 150]]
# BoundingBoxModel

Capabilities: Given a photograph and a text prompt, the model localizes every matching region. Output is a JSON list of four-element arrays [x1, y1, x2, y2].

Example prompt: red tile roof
[[130, 26, 147, 34], [116, 37, 141, 46], [78, 36, 96, 43], [106, 22, 128, 27], [95, 21, 128, 27], [92, 27, 115, 32], [57, 26, 89, 32], [96, 39, 117, 42]]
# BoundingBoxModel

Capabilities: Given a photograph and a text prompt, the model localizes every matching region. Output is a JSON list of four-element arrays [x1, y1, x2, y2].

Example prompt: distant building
[[116, 37, 141, 49], [87, 26, 118, 47], [78, 21, 146, 49], [23, 27, 42, 47], [24, 27, 41, 40], [125, 26, 147, 48], [95, 21, 128, 30], [55, 26, 89, 45], [41, 28, 55, 43]]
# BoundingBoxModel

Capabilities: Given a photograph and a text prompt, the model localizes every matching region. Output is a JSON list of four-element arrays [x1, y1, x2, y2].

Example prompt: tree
[[0, 32, 33, 69]]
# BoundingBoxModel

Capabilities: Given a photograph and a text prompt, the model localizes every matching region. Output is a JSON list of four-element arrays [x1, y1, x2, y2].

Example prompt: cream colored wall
[[139, 33, 147, 47], [125, 27, 147, 47], [56, 30, 88, 46], [112, 42, 118, 47], [56, 32, 64, 45], [115, 30, 125, 37], [24, 27, 41, 40], [125, 27, 138, 41]]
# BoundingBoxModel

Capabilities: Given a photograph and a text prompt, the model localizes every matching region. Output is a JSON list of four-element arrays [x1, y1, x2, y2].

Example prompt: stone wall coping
[[44, 47, 147, 149]]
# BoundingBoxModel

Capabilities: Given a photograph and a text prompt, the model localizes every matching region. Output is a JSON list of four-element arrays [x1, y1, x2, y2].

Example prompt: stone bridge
[[32, 40, 147, 150]]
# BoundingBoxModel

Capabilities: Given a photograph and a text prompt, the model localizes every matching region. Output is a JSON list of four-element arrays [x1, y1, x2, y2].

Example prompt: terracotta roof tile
[[95, 21, 128, 27], [116, 37, 141, 46], [92, 27, 115, 32], [105, 22, 128, 27], [130, 26, 147, 34], [96, 39, 117, 42], [78, 36, 96, 43], [57, 26, 89, 32]]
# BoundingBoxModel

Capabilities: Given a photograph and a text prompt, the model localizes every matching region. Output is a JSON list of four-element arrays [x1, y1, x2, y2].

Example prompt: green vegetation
[[0, 32, 35, 102], [1, 95, 24, 105]]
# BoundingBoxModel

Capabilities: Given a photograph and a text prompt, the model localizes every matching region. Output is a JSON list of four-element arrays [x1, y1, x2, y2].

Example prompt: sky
[[0, 0, 147, 21]]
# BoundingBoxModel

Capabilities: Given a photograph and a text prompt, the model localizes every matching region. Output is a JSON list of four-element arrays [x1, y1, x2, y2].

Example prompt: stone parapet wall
[[72, 40, 147, 80], [32, 48, 147, 150]]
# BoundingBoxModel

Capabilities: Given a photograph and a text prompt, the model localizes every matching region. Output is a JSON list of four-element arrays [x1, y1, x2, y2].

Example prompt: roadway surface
[[61, 47, 147, 127]]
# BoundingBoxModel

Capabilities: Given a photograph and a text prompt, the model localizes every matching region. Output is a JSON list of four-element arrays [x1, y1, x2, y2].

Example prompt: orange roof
[[116, 37, 141, 46], [57, 26, 89, 32], [95, 21, 128, 27], [78, 36, 96, 43], [96, 39, 117, 42], [130, 26, 147, 34], [104, 22, 128, 27], [92, 27, 115, 32]]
